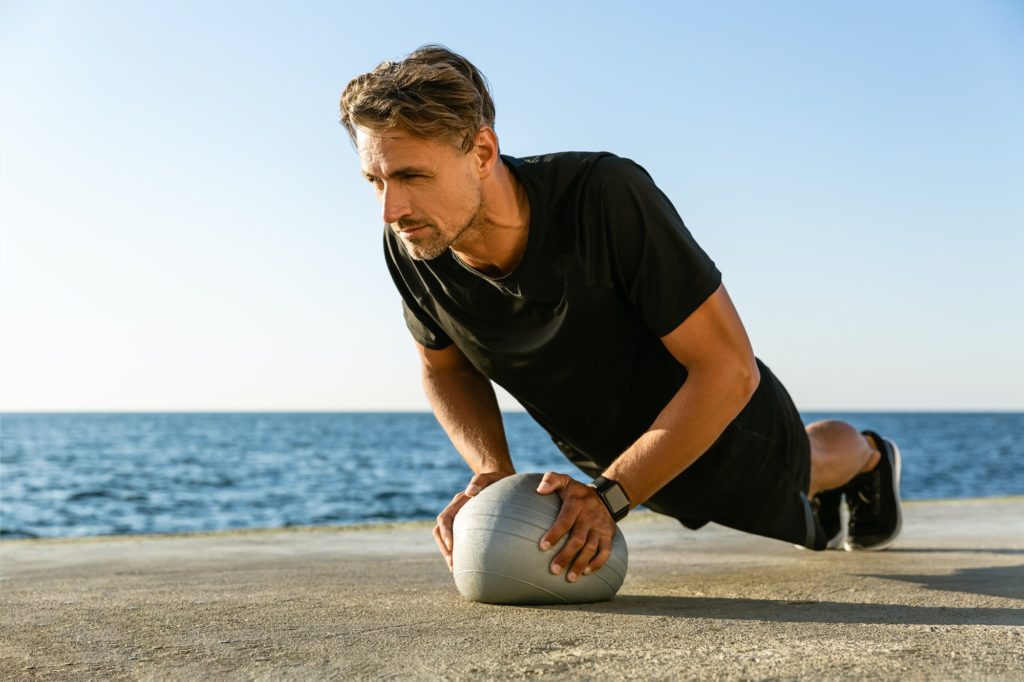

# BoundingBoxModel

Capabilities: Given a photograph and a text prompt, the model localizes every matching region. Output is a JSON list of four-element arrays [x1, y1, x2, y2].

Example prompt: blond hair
[[340, 44, 496, 152]]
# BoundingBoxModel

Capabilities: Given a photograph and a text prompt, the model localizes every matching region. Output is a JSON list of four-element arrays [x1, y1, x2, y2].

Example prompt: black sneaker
[[794, 488, 845, 550], [844, 431, 902, 551], [813, 488, 846, 550]]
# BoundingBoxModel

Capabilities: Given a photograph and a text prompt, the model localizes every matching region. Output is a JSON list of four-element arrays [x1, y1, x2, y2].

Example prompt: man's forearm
[[603, 363, 760, 506], [423, 364, 515, 476]]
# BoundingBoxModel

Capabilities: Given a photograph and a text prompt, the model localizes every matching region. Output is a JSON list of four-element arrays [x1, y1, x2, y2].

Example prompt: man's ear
[[473, 126, 500, 179]]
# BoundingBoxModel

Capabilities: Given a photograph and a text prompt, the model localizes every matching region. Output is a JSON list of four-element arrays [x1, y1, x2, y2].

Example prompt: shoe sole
[[794, 534, 844, 551], [844, 439, 903, 551]]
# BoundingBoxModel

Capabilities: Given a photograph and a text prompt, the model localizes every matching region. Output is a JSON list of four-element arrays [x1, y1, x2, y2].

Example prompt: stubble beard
[[400, 193, 483, 262]]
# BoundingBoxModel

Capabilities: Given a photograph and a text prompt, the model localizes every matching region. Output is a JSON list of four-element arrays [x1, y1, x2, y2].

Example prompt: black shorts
[[556, 359, 825, 550], [644, 360, 824, 549]]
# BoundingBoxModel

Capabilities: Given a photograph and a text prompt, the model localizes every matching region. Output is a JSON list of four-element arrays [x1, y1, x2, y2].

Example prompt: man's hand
[[433, 471, 511, 572], [535, 472, 617, 583]]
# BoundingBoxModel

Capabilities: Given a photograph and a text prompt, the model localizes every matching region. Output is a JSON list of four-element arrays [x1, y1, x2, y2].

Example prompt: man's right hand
[[433, 471, 511, 572]]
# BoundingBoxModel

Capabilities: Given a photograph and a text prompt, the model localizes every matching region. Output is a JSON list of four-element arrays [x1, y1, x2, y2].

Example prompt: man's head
[[340, 45, 501, 261]]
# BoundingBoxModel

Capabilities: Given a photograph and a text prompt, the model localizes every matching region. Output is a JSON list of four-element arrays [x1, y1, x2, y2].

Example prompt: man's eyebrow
[[362, 166, 433, 180]]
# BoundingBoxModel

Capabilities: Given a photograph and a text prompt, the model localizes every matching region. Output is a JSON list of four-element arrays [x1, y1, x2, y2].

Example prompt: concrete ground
[[1, 498, 1022, 681]]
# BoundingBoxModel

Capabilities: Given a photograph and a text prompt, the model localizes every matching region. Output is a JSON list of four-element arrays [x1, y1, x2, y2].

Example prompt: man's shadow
[[524, 563, 1024, 626]]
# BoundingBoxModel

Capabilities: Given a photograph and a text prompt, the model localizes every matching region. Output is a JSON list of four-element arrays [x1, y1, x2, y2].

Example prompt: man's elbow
[[718, 355, 759, 408], [739, 356, 760, 403], [687, 354, 759, 408]]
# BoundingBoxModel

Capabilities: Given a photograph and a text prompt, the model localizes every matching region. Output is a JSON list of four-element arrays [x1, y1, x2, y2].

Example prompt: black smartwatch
[[589, 476, 631, 522]]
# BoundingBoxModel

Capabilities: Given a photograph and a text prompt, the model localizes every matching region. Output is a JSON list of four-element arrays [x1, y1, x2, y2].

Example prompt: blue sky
[[1, 0, 1021, 411]]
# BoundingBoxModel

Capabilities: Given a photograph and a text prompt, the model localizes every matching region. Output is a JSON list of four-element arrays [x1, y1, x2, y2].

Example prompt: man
[[339, 45, 902, 584]]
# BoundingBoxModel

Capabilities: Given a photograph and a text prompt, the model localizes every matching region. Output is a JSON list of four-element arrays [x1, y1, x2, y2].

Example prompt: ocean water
[[1, 412, 1021, 539]]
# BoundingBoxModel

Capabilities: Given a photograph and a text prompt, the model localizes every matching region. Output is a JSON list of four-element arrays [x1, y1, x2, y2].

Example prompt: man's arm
[[418, 342, 516, 570], [537, 283, 760, 580], [419, 342, 515, 476], [602, 282, 759, 501]]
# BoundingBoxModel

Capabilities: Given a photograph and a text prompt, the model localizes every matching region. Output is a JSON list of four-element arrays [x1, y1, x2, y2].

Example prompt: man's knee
[[806, 419, 856, 445]]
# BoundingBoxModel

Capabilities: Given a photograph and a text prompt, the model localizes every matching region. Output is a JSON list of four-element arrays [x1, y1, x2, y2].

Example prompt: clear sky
[[1, 0, 1022, 412]]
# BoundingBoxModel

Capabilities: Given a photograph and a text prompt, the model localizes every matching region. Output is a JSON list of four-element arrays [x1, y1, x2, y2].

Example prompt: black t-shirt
[[383, 152, 727, 469]]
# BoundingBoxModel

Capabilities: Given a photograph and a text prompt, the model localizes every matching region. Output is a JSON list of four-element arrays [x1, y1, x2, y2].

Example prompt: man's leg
[[806, 419, 880, 496], [805, 419, 903, 551]]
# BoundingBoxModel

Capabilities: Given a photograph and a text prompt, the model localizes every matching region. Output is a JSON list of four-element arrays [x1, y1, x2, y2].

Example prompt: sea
[[1, 412, 1021, 539]]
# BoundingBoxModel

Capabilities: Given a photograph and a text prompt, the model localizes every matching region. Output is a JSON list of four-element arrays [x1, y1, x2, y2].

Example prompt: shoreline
[[3, 495, 1022, 546]]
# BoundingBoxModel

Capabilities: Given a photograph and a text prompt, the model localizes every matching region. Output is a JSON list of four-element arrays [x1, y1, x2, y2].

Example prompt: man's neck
[[451, 159, 530, 278]]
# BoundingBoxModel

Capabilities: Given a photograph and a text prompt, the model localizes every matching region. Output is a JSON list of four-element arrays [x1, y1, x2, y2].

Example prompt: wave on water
[[0, 528, 40, 539], [1, 411, 1021, 539]]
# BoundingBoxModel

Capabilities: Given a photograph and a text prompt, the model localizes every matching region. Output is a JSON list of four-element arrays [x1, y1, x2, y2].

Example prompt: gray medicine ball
[[452, 473, 628, 605]]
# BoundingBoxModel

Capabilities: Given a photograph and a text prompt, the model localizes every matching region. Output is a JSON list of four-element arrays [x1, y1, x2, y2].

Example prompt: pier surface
[[2, 498, 1022, 680]]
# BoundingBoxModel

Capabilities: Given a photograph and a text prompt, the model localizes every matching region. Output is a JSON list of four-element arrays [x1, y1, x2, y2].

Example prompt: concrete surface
[[1, 498, 1022, 680]]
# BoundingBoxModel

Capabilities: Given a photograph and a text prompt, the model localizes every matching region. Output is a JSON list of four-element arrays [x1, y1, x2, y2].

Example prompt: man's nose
[[381, 185, 412, 225]]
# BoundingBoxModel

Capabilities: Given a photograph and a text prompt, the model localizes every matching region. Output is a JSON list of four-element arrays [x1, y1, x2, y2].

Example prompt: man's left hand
[[535, 472, 617, 582]]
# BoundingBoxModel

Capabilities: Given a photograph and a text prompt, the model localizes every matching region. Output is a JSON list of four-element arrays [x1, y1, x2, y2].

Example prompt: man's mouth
[[397, 225, 429, 239]]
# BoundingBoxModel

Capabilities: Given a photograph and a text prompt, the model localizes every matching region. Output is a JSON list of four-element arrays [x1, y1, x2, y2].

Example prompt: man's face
[[357, 127, 483, 261]]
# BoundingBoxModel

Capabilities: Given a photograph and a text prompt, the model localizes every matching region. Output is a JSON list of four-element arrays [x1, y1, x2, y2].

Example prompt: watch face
[[603, 483, 630, 513]]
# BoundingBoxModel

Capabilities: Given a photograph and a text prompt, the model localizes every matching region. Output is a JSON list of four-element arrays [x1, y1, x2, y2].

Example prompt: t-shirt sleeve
[[400, 299, 453, 350], [590, 156, 722, 337], [383, 230, 454, 350]]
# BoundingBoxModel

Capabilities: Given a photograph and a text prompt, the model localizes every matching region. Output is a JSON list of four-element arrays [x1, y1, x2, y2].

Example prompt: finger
[[435, 508, 454, 555], [464, 475, 487, 497], [567, 531, 603, 582], [539, 496, 578, 551], [535, 471, 568, 495], [437, 493, 470, 552], [465, 471, 510, 496], [585, 539, 613, 575], [549, 528, 588, 577], [431, 523, 453, 572]]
